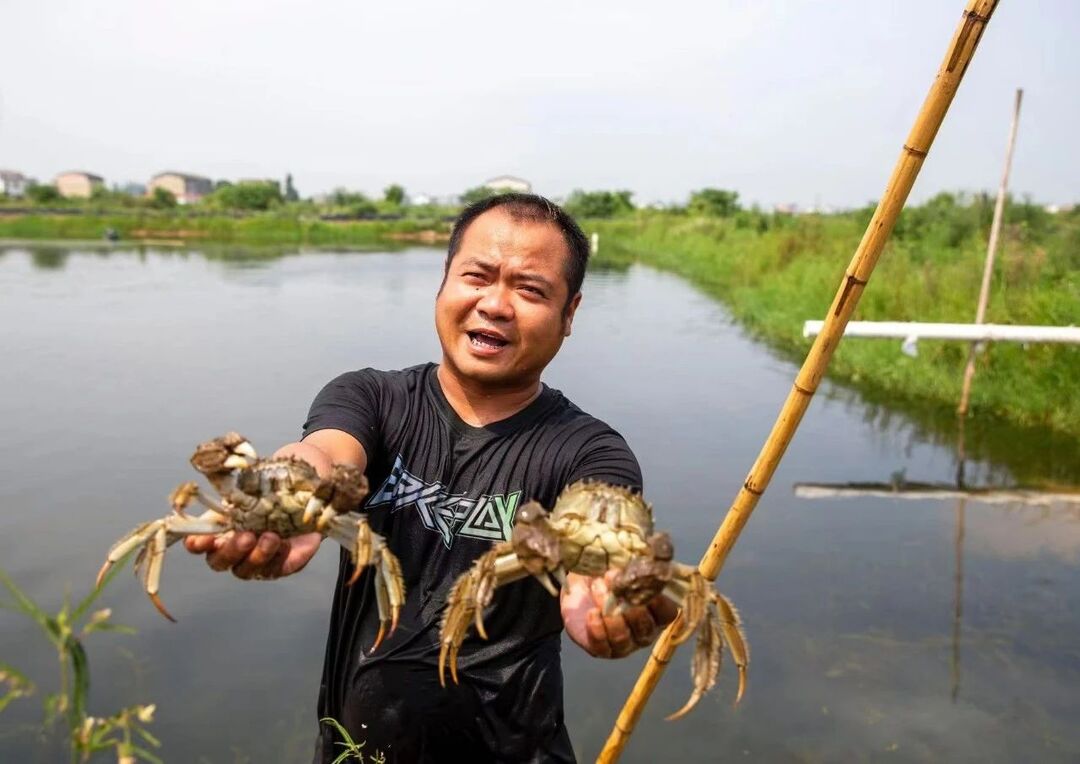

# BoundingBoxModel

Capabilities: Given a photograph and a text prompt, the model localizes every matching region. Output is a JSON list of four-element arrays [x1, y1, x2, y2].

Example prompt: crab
[[438, 481, 748, 718], [97, 432, 406, 651]]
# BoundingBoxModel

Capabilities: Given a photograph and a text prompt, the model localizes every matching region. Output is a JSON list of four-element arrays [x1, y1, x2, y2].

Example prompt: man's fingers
[[585, 610, 613, 659], [622, 605, 659, 647], [602, 612, 635, 658], [206, 531, 255, 571], [280, 533, 321, 577], [647, 594, 680, 627], [232, 533, 282, 580], [184, 534, 215, 554]]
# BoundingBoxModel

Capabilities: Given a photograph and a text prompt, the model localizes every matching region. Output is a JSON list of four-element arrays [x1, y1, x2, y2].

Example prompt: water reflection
[[29, 246, 69, 270]]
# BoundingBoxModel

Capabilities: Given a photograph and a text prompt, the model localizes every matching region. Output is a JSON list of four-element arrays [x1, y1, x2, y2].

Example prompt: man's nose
[[476, 284, 514, 321]]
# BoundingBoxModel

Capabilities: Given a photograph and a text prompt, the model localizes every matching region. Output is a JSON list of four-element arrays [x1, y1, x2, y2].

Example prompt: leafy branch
[[0, 555, 160, 763]]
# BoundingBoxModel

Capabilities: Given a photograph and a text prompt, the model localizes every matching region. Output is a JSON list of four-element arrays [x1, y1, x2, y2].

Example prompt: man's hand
[[561, 571, 679, 658], [183, 531, 321, 580]]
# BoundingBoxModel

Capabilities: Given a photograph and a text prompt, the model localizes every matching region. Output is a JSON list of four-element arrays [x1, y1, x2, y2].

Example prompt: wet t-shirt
[[303, 363, 641, 763]]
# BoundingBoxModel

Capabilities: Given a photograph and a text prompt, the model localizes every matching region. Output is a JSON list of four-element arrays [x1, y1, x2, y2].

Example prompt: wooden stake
[[598, 2, 1000, 760], [957, 87, 1023, 417]]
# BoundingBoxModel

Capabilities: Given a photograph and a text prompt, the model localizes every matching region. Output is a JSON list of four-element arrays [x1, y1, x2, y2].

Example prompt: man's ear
[[563, 292, 582, 337]]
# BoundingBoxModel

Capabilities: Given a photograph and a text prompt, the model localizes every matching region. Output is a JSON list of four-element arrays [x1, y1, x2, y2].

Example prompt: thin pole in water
[[597, 2, 1001, 760], [957, 87, 1024, 417]]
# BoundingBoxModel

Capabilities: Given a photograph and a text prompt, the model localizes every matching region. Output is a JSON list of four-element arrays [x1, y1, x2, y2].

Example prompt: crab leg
[[715, 593, 749, 704], [96, 510, 229, 619], [438, 543, 534, 687], [380, 546, 404, 633], [368, 546, 405, 653], [140, 523, 176, 622], [371, 562, 391, 652], [324, 513, 406, 653], [659, 583, 749, 719], [665, 599, 724, 720]]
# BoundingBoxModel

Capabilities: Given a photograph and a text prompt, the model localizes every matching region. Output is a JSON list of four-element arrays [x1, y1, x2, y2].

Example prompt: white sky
[[2, 0, 1077, 208]]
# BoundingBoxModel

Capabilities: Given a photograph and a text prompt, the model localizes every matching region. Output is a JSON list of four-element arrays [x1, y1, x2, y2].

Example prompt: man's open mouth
[[467, 330, 509, 351]]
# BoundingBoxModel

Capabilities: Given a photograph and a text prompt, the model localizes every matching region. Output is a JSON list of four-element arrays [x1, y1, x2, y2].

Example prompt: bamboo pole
[[957, 87, 1023, 416], [598, 2, 1000, 760]]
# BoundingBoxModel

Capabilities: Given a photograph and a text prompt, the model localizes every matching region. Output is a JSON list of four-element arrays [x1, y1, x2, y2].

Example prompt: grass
[[587, 206, 1080, 439], [0, 555, 162, 763], [0, 211, 449, 245]]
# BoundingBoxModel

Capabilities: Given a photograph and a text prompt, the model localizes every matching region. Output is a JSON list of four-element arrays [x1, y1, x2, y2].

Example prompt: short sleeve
[[302, 370, 384, 458], [565, 428, 643, 492]]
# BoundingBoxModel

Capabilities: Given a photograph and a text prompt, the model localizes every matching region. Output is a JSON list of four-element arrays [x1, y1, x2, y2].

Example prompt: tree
[[563, 189, 635, 218], [459, 185, 501, 206], [27, 184, 61, 204], [206, 180, 282, 211], [150, 187, 177, 209], [688, 188, 740, 217], [284, 173, 299, 202], [383, 184, 406, 206]]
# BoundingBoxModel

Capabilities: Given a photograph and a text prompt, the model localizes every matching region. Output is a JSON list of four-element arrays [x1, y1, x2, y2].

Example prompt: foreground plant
[[0, 561, 161, 763], [75, 703, 161, 764], [320, 717, 385, 764], [0, 661, 35, 712]]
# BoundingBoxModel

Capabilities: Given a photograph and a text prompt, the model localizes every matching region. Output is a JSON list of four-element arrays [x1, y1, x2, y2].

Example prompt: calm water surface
[[1, 245, 1078, 762]]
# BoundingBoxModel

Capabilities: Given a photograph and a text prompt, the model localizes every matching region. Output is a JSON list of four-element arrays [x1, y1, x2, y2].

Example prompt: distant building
[[0, 170, 29, 197], [148, 172, 213, 204], [55, 171, 104, 199], [484, 175, 531, 194], [409, 193, 433, 206]]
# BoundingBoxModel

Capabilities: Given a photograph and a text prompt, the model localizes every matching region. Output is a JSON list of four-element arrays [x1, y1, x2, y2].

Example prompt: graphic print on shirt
[[366, 454, 522, 549]]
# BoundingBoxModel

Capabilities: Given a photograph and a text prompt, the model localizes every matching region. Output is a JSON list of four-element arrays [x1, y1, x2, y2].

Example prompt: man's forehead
[[458, 209, 570, 267]]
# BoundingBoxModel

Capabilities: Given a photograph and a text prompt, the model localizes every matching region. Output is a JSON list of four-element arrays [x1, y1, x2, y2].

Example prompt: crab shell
[[537, 481, 655, 578]]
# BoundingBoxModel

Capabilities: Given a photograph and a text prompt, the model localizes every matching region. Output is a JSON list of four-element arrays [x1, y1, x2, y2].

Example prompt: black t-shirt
[[304, 363, 641, 764]]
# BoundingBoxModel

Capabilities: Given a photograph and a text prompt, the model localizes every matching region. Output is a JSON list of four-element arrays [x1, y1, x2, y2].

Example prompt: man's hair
[[444, 193, 590, 306]]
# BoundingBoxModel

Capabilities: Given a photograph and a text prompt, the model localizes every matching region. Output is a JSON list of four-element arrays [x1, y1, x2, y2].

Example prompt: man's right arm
[[183, 429, 367, 579]]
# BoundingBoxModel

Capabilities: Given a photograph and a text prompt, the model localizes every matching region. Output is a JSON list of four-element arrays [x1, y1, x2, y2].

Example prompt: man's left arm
[[557, 429, 679, 658]]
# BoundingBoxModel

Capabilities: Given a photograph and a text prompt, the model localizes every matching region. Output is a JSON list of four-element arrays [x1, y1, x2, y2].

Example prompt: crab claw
[[303, 496, 325, 525], [149, 593, 177, 623]]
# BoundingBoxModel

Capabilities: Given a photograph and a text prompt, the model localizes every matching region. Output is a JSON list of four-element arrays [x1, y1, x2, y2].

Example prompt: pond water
[[1, 244, 1078, 763]]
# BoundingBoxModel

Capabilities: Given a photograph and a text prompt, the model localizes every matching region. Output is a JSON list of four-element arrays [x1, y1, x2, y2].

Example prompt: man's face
[[435, 208, 581, 389]]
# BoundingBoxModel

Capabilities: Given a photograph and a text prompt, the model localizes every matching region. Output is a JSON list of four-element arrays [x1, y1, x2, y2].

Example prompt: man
[[185, 194, 676, 762]]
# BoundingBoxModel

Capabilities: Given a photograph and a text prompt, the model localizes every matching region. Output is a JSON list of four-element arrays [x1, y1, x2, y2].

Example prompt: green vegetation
[[563, 189, 635, 219], [588, 193, 1079, 437], [204, 180, 283, 211], [0, 211, 450, 245], [383, 184, 405, 206], [0, 558, 161, 763], [320, 718, 385, 764], [687, 188, 741, 218], [459, 185, 504, 205]]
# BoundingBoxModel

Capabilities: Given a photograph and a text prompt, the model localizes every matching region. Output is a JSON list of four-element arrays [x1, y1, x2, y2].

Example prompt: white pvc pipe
[[803, 320, 1080, 344]]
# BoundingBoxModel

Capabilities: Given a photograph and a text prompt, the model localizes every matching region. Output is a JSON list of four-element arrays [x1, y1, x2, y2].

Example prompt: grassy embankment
[[0, 210, 449, 246], [588, 203, 1080, 439]]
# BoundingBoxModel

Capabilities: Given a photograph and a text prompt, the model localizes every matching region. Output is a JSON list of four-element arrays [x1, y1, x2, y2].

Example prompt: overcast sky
[[2, 0, 1077, 208]]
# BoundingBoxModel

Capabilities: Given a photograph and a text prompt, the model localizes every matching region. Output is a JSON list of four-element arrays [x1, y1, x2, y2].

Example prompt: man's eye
[[520, 286, 545, 298]]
